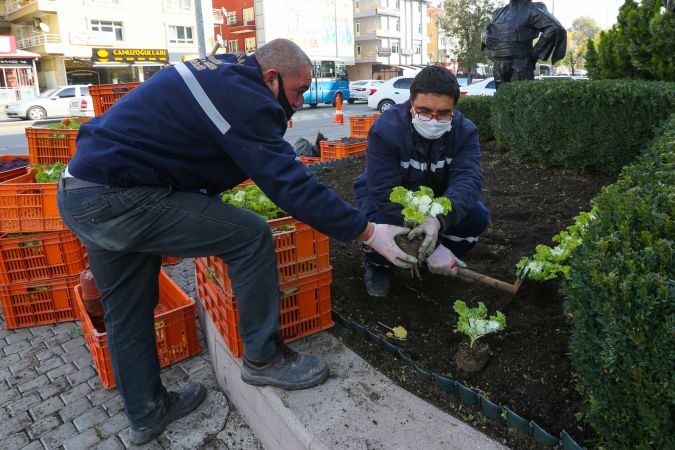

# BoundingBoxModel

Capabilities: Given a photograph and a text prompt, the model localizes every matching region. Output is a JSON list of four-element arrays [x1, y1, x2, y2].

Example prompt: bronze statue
[[482, 0, 566, 88]]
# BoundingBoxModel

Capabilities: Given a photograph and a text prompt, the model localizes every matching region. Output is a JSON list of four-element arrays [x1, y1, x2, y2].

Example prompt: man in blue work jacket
[[57, 39, 416, 445], [354, 66, 489, 297]]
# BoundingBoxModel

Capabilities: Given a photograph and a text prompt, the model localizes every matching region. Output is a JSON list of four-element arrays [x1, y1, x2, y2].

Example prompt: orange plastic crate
[[0, 231, 87, 285], [319, 139, 367, 161], [349, 115, 378, 139], [298, 156, 321, 165], [0, 155, 29, 183], [200, 216, 329, 295], [0, 169, 63, 233], [75, 269, 201, 389], [195, 258, 333, 358], [0, 275, 79, 329], [161, 256, 181, 266], [89, 83, 141, 116], [26, 118, 90, 165]]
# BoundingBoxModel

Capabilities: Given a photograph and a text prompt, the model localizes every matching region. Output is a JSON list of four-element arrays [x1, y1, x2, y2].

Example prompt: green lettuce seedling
[[516, 208, 597, 281], [33, 162, 67, 183], [221, 184, 285, 220], [453, 300, 506, 348], [389, 186, 452, 226]]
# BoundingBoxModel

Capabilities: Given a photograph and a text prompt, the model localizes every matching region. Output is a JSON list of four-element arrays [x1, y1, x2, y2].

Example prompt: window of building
[[89, 0, 121, 5], [418, 23, 422, 34], [356, 44, 361, 57], [168, 25, 194, 44], [90, 20, 124, 41], [396, 0, 400, 8], [391, 43, 399, 53], [418, 3, 422, 13], [396, 18, 400, 31], [355, 0, 359, 9], [164, 0, 192, 10], [245, 37, 256, 52], [243, 7, 254, 23], [227, 11, 238, 25], [415, 44, 422, 54], [355, 21, 360, 33], [228, 40, 239, 52]]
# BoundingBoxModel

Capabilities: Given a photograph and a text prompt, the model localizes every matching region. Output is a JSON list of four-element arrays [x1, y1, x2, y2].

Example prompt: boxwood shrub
[[457, 95, 494, 142], [492, 80, 675, 174], [563, 115, 674, 449]]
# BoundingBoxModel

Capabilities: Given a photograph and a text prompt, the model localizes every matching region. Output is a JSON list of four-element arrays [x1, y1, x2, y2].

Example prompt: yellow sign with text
[[92, 48, 168, 63]]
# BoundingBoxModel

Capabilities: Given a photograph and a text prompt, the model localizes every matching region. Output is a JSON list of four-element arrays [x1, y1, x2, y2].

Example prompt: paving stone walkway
[[0, 259, 263, 450]]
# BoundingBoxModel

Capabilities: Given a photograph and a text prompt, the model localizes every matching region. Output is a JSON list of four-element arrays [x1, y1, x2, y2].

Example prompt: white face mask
[[411, 115, 453, 139]]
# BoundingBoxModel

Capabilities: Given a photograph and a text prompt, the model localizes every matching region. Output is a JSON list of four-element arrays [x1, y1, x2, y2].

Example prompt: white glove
[[363, 224, 418, 269], [407, 217, 441, 261], [426, 244, 465, 276]]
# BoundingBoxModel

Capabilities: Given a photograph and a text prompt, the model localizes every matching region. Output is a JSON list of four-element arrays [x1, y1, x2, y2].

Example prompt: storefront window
[[0, 66, 37, 101]]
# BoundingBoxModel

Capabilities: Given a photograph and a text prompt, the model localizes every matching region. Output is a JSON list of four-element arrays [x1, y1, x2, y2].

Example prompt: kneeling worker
[[354, 66, 490, 296]]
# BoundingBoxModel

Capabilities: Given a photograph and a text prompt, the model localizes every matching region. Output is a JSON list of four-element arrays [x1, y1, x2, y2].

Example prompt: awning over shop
[[0, 49, 40, 59]]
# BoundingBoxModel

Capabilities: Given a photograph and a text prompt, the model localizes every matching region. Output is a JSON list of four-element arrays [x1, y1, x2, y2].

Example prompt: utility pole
[[194, 0, 207, 58]]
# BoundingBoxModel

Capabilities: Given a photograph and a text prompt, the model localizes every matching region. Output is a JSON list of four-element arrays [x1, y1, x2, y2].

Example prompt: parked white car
[[5, 85, 91, 120], [367, 76, 414, 112], [68, 92, 95, 118], [348, 79, 383, 103], [460, 78, 496, 97]]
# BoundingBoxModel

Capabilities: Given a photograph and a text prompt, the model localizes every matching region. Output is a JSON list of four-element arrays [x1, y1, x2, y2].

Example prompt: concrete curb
[[200, 308, 509, 450]]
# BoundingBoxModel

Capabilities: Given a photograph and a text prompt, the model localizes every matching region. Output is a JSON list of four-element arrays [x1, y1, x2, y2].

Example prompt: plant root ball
[[455, 341, 491, 375], [394, 234, 424, 259]]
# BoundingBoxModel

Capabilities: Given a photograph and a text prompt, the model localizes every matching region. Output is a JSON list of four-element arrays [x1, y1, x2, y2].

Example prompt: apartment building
[[2, 0, 215, 90], [351, 0, 432, 81], [212, 0, 255, 55], [426, 3, 457, 72]]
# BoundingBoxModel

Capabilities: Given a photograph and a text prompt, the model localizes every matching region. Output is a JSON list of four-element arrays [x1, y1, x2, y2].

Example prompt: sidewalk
[[0, 260, 263, 450]]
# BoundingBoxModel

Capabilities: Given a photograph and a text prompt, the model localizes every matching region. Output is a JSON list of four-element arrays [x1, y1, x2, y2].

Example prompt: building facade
[[2, 0, 215, 89], [426, 3, 458, 72], [212, 0, 256, 55], [350, 0, 432, 81]]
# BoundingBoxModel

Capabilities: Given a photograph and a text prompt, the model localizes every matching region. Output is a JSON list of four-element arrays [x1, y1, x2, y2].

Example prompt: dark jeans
[[365, 201, 489, 268], [57, 178, 280, 428]]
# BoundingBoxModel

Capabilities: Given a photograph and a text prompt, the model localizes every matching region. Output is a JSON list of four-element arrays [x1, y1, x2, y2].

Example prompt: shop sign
[[377, 47, 392, 56], [0, 58, 32, 66], [71, 31, 117, 46], [92, 48, 168, 63]]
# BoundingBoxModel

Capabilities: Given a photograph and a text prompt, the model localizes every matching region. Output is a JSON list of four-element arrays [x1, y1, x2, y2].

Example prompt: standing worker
[[354, 66, 489, 297], [57, 39, 416, 445]]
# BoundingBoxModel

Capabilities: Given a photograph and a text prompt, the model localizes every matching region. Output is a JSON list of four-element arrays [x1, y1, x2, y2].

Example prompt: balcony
[[6, 0, 58, 22], [355, 50, 392, 64], [213, 8, 224, 25], [355, 28, 400, 42], [16, 33, 61, 53], [227, 20, 255, 35], [354, 1, 401, 18]]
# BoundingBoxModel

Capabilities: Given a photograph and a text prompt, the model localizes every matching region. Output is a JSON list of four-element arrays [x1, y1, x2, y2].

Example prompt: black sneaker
[[128, 382, 207, 446], [364, 261, 390, 297], [241, 343, 329, 390]]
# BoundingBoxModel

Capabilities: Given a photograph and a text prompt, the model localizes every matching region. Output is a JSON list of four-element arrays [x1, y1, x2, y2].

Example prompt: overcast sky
[[536, 0, 625, 29]]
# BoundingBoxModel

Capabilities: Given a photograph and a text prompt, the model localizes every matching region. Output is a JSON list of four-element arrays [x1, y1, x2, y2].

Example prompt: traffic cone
[[288, 118, 293, 128], [333, 94, 344, 124]]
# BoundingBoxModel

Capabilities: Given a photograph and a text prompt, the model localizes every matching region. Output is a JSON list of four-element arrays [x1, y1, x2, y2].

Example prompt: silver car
[[5, 85, 91, 120], [348, 80, 383, 103]]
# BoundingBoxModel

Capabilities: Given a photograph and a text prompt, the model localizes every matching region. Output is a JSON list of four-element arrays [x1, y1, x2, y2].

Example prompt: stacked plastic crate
[[195, 215, 333, 357], [0, 120, 88, 328]]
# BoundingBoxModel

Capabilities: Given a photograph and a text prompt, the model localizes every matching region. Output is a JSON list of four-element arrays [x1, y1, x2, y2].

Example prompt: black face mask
[[276, 74, 296, 120]]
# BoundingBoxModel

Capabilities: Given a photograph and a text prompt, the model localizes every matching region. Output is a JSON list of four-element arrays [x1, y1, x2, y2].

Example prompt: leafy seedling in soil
[[453, 300, 506, 375]]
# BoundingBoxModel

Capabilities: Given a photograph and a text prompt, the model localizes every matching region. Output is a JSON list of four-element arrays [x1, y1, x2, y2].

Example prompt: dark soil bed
[[315, 144, 614, 449]]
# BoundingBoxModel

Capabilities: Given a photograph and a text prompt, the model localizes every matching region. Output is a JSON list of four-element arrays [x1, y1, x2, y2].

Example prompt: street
[[0, 103, 374, 156]]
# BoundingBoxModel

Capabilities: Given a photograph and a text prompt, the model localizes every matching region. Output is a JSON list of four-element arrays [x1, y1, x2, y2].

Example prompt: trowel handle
[[456, 267, 520, 295]]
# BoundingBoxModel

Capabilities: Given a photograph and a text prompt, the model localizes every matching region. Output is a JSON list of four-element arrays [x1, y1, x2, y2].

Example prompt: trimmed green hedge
[[492, 80, 675, 174], [563, 115, 675, 448], [457, 96, 494, 142]]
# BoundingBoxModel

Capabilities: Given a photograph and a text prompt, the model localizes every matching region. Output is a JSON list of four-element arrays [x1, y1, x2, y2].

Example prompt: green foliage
[[563, 115, 675, 449], [389, 186, 452, 226], [33, 162, 66, 183], [586, 1, 674, 81], [563, 17, 602, 74], [517, 209, 597, 281], [491, 79, 675, 174], [440, 0, 497, 76], [457, 95, 494, 141], [221, 184, 285, 220], [453, 300, 506, 348], [47, 121, 82, 130]]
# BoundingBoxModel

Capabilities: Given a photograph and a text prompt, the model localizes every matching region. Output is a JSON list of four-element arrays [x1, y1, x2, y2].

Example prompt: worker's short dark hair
[[410, 66, 460, 103]]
